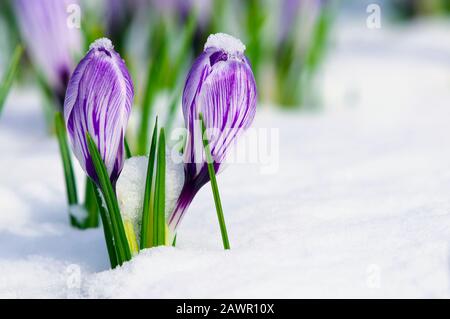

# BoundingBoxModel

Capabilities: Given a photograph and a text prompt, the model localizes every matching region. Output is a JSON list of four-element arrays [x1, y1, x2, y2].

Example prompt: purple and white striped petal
[[168, 33, 257, 234], [13, 0, 82, 105], [182, 34, 256, 179], [64, 38, 134, 185]]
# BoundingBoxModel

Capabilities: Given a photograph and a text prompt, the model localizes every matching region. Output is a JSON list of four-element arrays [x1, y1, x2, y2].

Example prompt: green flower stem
[[92, 186, 118, 268], [54, 112, 78, 207], [0, 44, 23, 116], [199, 113, 230, 250], [86, 133, 131, 266]]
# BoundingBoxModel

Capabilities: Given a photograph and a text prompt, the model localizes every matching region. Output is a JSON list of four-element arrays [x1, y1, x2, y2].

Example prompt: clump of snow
[[205, 33, 246, 54], [68, 205, 87, 222], [116, 156, 148, 238], [116, 153, 185, 241], [89, 38, 114, 51]]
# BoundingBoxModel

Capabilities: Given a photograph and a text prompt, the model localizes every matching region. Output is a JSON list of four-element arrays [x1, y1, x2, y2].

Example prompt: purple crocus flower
[[13, 0, 82, 107], [64, 38, 134, 186], [168, 33, 257, 235]]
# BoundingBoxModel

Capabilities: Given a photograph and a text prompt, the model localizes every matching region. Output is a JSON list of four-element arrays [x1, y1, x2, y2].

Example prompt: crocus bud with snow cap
[[64, 38, 134, 186], [13, 0, 82, 107], [168, 33, 257, 236]]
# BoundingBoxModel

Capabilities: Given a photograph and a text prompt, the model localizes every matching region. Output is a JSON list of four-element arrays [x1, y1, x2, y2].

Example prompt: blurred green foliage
[[392, 0, 450, 19]]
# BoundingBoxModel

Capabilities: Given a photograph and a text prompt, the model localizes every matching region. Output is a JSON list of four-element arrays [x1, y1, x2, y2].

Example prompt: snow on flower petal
[[204, 33, 246, 55]]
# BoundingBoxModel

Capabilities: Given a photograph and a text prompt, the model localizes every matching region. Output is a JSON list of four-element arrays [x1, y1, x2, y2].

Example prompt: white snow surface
[[204, 33, 246, 54], [1, 20, 450, 298]]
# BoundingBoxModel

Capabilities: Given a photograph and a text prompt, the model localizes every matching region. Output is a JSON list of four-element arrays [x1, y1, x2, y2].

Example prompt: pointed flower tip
[[204, 33, 246, 55], [89, 38, 114, 51]]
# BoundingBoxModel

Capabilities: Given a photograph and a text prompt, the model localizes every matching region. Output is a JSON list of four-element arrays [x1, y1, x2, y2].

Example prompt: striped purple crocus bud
[[64, 38, 134, 186], [13, 0, 82, 107], [168, 33, 257, 235]]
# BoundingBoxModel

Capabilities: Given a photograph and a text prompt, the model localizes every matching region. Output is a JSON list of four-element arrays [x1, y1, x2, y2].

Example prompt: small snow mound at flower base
[[89, 37, 114, 51], [116, 154, 185, 237], [116, 156, 148, 230], [204, 33, 246, 54]]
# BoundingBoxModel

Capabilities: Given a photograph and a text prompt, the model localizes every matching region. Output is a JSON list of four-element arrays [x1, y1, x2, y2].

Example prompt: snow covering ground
[[1, 19, 450, 298]]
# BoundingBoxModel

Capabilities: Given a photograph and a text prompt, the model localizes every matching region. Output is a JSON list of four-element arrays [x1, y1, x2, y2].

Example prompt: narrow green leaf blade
[[140, 118, 158, 249], [199, 113, 230, 250], [92, 185, 118, 268], [172, 235, 177, 247], [124, 137, 132, 159], [152, 127, 166, 246], [156, 128, 166, 246], [0, 44, 23, 116], [164, 80, 183, 133], [305, 4, 332, 75], [137, 22, 168, 155], [168, 9, 197, 88], [83, 178, 99, 228], [86, 133, 132, 264], [54, 112, 78, 206]]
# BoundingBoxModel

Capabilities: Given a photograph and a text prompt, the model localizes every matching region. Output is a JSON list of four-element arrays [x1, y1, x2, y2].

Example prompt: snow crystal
[[204, 33, 246, 54], [89, 38, 114, 51]]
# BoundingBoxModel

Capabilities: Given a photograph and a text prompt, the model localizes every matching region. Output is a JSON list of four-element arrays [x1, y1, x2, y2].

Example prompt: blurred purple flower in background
[[168, 33, 257, 234], [64, 38, 134, 186], [279, 0, 324, 43], [176, 0, 212, 28], [279, 0, 302, 42], [13, 0, 82, 107]]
